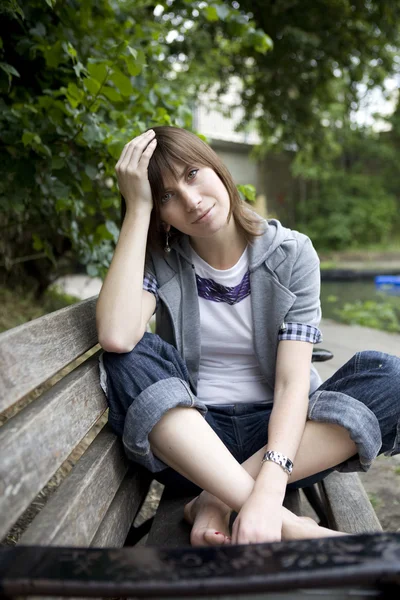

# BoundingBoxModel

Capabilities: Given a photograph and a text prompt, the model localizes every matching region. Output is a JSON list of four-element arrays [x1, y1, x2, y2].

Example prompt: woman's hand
[[115, 129, 157, 213], [231, 490, 283, 545]]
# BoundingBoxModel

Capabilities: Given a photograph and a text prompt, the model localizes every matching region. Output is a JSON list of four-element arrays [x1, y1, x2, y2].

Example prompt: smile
[[192, 205, 215, 224]]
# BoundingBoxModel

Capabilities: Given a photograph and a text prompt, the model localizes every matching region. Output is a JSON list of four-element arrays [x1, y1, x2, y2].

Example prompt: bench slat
[[0, 353, 106, 540], [20, 427, 133, 546], [0, 297, 97, 412], [318, 471, 382, 534], [91, 466, 152, 548], [146, 488, 192, 547]]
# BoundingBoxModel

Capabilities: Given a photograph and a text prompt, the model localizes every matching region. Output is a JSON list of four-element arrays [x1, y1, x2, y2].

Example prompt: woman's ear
[[161, 221, 171, 232]]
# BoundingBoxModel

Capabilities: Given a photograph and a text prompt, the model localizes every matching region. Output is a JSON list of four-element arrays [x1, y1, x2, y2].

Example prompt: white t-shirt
[[190, 245, 273, 406]]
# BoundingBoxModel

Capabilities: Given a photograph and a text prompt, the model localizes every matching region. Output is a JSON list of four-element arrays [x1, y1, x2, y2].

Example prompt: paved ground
[[316, 318, 400, 381]]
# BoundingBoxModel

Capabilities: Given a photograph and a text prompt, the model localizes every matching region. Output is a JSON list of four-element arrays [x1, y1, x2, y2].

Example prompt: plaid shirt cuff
[[278, 322, 323, 344], [143, 272, 159, 312]]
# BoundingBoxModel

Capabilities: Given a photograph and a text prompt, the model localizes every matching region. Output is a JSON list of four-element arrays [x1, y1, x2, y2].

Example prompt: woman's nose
[[181, 187, 201, 210]]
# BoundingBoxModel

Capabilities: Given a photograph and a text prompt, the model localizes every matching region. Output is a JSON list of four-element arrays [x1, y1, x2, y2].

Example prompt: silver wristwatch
[[261, 450, 293, 476]]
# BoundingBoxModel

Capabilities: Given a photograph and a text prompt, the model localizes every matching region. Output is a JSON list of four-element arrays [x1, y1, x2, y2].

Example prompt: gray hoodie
[[145, 218, 322, 399]]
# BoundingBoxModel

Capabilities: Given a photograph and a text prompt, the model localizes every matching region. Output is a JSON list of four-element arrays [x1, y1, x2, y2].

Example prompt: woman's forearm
[[253, 383, 309, 498], [96, 206, 152, 352]]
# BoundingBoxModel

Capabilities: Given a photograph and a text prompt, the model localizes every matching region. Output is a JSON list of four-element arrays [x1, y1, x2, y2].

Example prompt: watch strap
[[261, 450, 293, 476]]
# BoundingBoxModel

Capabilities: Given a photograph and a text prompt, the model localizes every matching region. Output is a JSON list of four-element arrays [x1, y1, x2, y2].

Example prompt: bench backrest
[[0, 298, 151, 546]]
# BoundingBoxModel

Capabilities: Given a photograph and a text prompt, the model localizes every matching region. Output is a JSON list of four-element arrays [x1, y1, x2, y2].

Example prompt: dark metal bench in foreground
[[0, 297, 398, 598]]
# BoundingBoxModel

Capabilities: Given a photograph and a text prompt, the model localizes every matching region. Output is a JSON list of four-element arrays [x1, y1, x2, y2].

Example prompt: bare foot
[[283, 514, 349, 540], [184, 491, 232, 547]]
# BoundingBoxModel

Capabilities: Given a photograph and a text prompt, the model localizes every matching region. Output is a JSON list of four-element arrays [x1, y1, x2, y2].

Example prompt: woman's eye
[[161, 192, 171, 204], [188, 169, 198, 180]]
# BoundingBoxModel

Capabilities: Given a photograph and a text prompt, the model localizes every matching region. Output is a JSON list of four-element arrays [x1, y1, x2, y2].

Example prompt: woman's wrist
[[124, 203, 152, 220], [254, 461, 288, 498]]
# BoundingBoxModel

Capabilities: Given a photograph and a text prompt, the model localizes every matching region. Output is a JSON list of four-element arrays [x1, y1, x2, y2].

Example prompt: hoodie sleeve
[[278, 236, 322, 344]]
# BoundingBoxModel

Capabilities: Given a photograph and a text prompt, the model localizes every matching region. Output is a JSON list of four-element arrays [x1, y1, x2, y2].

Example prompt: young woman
[[96, 126, 400, 547]]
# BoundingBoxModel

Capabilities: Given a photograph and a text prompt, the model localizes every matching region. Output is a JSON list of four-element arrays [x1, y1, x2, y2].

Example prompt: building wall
[[209, 138, 268, 220]]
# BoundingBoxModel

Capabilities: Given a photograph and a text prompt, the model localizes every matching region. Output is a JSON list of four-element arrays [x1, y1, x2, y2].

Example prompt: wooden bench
[[1, 297, 399, 598]]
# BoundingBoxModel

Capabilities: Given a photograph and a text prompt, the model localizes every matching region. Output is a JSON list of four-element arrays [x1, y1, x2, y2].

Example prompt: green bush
[[296, 173, 397, 251], [0, 0, 270, 292], [335, 296, 400, 333]]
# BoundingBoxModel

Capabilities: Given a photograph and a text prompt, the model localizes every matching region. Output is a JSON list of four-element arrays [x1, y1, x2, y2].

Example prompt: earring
[[164, 229, 171, 253]]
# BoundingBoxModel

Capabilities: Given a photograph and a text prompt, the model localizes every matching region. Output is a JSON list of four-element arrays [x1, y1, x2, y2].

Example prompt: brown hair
[[120, 126, 266, 253]]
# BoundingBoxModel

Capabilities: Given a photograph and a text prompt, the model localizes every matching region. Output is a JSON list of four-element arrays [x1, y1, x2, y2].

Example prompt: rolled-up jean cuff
[[384, 419, 400, 457], [308, 390, 382, 473], [122, 377, 208, 473]]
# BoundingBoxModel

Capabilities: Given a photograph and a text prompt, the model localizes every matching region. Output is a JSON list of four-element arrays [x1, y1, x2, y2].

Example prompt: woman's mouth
[[193, 204, 215, 224]]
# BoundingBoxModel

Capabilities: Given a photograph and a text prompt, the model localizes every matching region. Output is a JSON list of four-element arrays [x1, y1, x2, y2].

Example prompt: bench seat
[[1, 297, 393, 599]]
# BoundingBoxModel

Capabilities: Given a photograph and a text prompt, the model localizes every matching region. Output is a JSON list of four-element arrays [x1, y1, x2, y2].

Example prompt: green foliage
[[185, 0, 400, 151], [334, 296, 400, 333], [0, 284, 79, 333], [367, 493, 382, 510], [0, 0, 271, 288], [237, 184, 256, 203], [2, 0, 400, 287], [291, 93, 400, 250], [296, 169, 397, 250]]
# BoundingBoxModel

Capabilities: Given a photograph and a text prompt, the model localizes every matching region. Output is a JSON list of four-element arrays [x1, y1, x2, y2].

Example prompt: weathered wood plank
[[0, 297, 98, 412], [91, 465, 153, 548], [20, 427, 133, 546], [318, 471, 382, 534], [146, 488, 192, 546], [147, 488, 302, 547], [0, 353, 106, 541]]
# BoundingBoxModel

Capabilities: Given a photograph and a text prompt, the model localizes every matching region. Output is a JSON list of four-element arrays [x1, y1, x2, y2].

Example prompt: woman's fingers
[[115, 129, 157, 210], [116, 130, 154, 170], [138, 138, 157, 169], [121, 129, 155, 170], [117, 130, 150, 169]]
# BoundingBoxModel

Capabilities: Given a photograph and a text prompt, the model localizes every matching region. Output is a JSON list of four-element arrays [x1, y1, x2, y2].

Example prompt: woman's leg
[[104, 335, 399, 546], [184, 350, 400, 546], [149, 406, 353, 545]]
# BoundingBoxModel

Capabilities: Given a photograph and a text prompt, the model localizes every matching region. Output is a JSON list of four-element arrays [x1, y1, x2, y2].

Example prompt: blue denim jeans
[[100, 332, 400, 496]]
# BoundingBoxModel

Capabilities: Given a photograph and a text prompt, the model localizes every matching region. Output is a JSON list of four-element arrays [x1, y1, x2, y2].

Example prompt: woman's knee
[[356, 350, 400, 376], [103, 332, 190, 386], [103, 332, 160, 372]]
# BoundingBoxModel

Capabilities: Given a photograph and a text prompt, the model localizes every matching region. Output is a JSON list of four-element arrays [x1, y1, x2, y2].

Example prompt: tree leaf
[[110, 69, 133, 96], [0, 62, 20, 77], [87, 62, 109, 83], [205, 6, 219, 22]]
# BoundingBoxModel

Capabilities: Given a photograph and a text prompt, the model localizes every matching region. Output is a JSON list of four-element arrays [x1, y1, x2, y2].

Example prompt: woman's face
[[158, 162, 231, 237]]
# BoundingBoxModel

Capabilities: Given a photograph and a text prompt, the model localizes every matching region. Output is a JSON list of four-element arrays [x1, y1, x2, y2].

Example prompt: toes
[[223, 535, 232, 545], [191, 529, 228, 547], [203, 530, 227, 546]]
